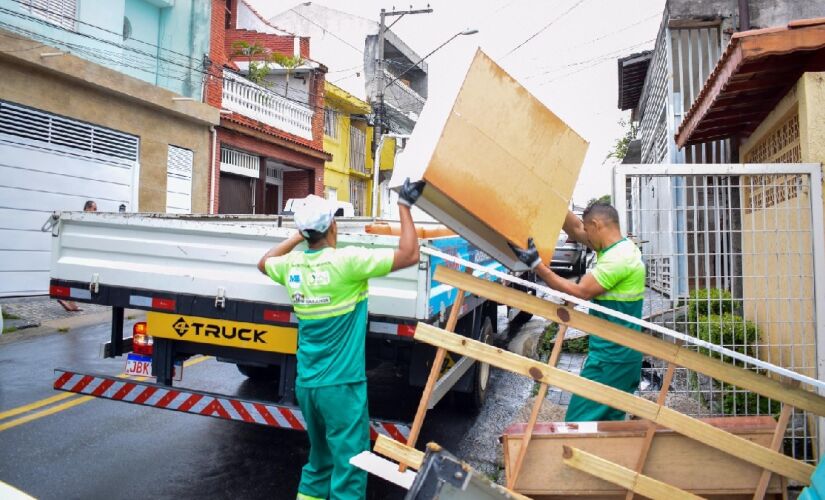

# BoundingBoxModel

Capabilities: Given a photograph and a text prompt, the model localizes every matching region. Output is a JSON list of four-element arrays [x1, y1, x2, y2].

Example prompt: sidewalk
[[1, 295, 111, 333]]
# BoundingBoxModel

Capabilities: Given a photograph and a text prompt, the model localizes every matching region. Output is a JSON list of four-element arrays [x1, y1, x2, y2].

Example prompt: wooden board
[[562, 446, 703, 500], [503, 419, 783, 497], [391, 48, 588, 270], [413, 322, 814, 484], [374, 435, 424, 470], [433, 266, 825, 417]]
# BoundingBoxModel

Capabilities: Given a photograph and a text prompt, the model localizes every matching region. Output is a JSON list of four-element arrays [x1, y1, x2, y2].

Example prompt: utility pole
[[373, 6, 433, 160]]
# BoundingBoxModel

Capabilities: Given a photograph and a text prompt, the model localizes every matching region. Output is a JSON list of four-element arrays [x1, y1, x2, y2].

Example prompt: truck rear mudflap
[[53, 368, 410, 442]]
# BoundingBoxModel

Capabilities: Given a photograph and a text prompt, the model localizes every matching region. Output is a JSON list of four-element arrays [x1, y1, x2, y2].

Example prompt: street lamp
[[383, 29, 479, 91], [373, 28, 479, 218]]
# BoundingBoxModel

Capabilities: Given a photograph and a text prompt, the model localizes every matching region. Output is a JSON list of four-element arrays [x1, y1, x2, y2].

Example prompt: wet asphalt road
[[0, 318, 482, 500]]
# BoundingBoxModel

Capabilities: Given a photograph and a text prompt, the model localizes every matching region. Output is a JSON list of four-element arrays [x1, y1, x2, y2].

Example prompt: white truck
[[47, 211, 506, 440]]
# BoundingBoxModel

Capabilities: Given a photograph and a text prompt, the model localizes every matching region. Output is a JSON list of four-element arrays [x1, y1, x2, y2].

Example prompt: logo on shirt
[[288, 269, 302, 289], [291, 292, 331, 305], [308, 270, 330, 286]]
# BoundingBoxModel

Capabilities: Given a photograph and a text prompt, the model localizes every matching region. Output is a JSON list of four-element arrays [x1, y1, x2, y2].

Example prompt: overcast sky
[[252, 0, 666, 205]]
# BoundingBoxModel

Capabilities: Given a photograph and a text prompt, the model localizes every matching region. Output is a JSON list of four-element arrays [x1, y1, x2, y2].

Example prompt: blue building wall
[[0, 0, 210, 99]]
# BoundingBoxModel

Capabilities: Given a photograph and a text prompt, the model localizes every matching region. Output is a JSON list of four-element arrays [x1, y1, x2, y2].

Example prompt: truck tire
[[236, 363, 280, 382], [456, 317, 493, 413]]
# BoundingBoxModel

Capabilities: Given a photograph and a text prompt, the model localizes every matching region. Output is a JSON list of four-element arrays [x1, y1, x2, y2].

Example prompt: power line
[[534, 39, 655, 86], [504, 0, 588, 57], [7, 0, 204, 65], [524, 38, 655, 81], [287, 7, 364, 55]]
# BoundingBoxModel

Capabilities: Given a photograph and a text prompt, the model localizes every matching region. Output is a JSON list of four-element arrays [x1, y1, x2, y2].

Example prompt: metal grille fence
[[615, 163, 825, 463]]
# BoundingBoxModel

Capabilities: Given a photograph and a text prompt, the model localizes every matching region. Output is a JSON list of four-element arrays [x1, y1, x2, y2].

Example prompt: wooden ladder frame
[[408, 266, 825, 493]]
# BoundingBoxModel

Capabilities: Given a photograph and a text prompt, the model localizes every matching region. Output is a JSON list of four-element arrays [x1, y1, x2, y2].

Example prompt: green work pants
[[295, 381, 370, 500], [564, 357, 643, 422]]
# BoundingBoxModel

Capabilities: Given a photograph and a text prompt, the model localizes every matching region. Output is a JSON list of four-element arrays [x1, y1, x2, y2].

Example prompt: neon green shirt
[[588, 238, 646, 363], [265, 246, 395, 387]]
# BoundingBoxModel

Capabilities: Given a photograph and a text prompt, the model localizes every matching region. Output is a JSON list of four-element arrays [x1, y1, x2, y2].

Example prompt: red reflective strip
[[263, 309, 291, 322], [151, 297, 176, 311], [132, 386, 158, 404], [397, 324, 416, 337], [369, 427, 379, 441], [112, 383, 136, 401], [202, 399, 231, 419], [278, 407, 304, 430], [50, 285, 70, 298], [54, 371, 74, 389], [384, 424, 407, 442], [155, 390, 180, 408], [91, 379, 115, 397], [253, 403, 279, 426], [69, 375, 94, 393], [229, 400, 255, 423], [177, 394, 203, 412]]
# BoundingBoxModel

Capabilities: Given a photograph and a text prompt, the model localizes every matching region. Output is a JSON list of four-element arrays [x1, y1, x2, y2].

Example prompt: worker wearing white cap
[[258, 179, 425, 500]]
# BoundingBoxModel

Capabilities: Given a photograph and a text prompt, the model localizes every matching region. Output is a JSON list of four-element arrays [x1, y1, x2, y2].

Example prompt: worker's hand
[[508, 237, 542, 270], [398, 178, 426, 207]]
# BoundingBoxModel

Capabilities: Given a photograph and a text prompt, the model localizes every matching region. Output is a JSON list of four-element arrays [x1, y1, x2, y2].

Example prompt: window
[[349, 126, 367, 174], [22, 0, 76, 30], [166, 146, 193, 214], [324, 108, 339, 139], [349, 178, 366, 216]]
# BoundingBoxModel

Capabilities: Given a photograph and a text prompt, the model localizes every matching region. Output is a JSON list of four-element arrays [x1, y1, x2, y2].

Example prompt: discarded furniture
[[502, 418, 785, 499], [391, 48, 588, 270]]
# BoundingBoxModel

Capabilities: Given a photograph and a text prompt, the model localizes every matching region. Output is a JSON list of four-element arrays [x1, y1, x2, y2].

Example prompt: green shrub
[[695, 313, 758, 364], [721, 387, 781, 416], [687, 288, 735, 328]]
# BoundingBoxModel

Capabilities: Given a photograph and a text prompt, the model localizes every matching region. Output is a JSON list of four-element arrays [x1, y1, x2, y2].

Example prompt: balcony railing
[[222, 70, 313, 141]]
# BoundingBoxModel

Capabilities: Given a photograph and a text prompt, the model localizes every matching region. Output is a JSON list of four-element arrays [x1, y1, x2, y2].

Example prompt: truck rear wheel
[[456, 317, 493, 413], [236, 363, 280, 382]]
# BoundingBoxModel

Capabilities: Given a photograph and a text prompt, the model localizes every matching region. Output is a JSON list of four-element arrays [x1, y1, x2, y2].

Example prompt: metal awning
[[617, 50, 653, 110], [675, 18, 825, 148]]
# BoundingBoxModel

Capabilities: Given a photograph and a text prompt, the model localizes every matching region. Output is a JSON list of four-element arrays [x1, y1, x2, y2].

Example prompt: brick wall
[[225, 29, 309, 60]]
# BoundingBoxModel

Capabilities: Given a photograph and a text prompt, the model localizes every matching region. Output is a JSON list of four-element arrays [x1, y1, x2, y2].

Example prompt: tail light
[[133, 322, 153, 356]]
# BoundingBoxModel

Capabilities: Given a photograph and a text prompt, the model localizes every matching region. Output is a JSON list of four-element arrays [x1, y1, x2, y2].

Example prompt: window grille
[[22, 0, 76, 30], [324, 108, 339, 139]]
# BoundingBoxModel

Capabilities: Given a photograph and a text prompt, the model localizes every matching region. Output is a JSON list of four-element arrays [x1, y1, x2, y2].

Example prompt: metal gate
[[614, 163, 825, 462]]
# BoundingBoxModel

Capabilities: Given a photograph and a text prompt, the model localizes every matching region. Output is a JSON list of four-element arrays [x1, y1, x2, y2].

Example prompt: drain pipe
[[209, 126, 217, 214], [738, 0, 750, 31]]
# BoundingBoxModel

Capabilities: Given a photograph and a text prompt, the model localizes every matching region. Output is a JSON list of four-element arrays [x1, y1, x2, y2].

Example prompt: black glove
[[508, 237, 542, 270], [398, 178, 426, 207]]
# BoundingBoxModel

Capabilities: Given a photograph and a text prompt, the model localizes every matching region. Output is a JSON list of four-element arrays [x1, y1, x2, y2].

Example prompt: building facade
[[322, 82, 396, 216], [616, 0, 825, 298], [206, 0, 329, 215], [0, 0, 219, 296]]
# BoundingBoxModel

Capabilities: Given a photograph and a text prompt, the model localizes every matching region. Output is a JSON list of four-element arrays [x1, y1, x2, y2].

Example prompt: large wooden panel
[[503, 418, 785, 498], [393, 49, 588, 270]]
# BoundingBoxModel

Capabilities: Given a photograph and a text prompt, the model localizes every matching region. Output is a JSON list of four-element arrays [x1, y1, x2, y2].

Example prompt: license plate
[[125, 353, 182, 381]]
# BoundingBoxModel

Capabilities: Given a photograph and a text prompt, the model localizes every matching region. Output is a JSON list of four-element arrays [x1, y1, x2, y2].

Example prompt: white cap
[[294, 195, 335, 237]]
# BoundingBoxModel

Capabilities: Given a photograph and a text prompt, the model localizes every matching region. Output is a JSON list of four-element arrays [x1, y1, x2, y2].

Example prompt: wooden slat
[[753, 404, 794, 500], [562, 446, 704, 500], [626, 359, 678, 500], [433, 267, 825, 417], [508, 323, 569, 489], [402, 274, 470, 472], [374, 435, 424, 470], [414, 322, 814, 484]]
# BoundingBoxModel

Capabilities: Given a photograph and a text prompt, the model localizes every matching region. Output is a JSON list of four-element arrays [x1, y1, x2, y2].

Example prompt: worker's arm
[[391, 178, 425, 271], [562, 210, 593, 249], [257, 231, 304, 275], [534, 265, 605, 300], [509, 237, 606, 300]]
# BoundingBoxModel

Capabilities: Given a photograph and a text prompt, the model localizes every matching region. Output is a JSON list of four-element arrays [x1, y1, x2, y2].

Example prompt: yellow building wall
[[323, 115, 400, 216], [738, 72, 825, 377]]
